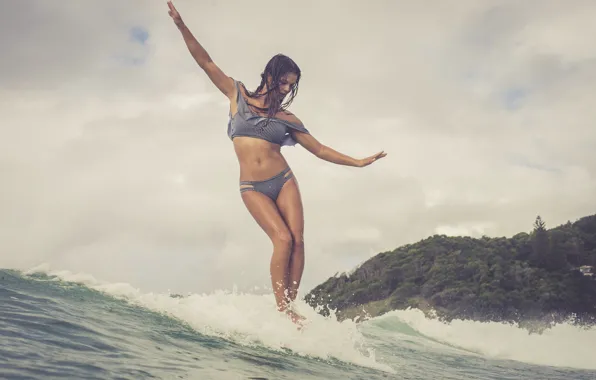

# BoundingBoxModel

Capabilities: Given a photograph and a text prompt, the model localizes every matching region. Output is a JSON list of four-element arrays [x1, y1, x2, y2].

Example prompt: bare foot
[[286, 309, 306, 329]]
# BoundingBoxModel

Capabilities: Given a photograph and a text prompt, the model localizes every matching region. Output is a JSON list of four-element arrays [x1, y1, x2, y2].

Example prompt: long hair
[[244, 54, 301, 120]]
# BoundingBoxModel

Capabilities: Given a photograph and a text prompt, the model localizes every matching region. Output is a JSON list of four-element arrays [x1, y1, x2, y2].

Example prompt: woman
[[168, 1, 386, 324]]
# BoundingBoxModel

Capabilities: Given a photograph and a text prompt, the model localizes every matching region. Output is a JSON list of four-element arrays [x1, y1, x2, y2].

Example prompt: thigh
[[241, 190, 291, 241], [275, 176, 304, 241]]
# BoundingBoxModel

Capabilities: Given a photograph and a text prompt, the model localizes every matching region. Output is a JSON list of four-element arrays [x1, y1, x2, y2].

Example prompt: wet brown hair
[[244, 54, 301, 120]]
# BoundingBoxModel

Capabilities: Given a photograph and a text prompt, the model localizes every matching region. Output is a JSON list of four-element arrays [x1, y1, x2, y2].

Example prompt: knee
[[291, 233, 305, 250], [272, 230, 293, 251]]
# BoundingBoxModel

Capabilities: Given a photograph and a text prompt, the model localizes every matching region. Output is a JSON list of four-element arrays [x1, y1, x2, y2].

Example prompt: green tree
[[548, 228, 569, 271], [531, 215, 549, 267]]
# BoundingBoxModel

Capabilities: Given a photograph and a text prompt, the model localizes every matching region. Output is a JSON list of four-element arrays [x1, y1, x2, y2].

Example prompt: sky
[[1, 0, 595, 296]]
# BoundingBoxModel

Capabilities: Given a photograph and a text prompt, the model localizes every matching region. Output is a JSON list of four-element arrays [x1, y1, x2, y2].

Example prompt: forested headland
[[305, 214, 596, 329]]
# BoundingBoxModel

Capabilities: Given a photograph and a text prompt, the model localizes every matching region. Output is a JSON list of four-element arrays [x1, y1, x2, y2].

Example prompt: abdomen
[[233, 137, 290, 181]]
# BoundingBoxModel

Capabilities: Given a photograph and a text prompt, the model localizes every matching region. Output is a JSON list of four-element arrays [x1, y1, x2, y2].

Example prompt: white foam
[[26, 265, 394, 374], [375, 308, 596, 370]]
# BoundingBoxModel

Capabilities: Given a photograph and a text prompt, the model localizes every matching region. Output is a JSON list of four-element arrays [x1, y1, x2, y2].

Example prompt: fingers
[[375, 151, 387, 160], [167, 1, 181, 22], [362, 151, 387, 166], [357, 150, 387, 168], [368, 151, 386, 161]]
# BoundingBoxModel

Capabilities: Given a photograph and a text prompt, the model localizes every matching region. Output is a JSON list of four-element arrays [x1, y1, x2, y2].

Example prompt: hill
[[304, 214, 596, 328]]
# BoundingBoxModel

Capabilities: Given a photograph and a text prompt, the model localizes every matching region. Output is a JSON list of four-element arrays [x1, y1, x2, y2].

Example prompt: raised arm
[[291, 128, 387, 168], [167, 1, 235, 99]]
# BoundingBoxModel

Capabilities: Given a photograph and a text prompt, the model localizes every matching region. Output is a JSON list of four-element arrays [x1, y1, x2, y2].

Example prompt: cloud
[[1, 0, 595, 296]]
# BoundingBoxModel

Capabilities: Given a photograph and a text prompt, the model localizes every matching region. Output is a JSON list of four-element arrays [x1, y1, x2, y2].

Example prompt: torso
[[229, 82, 302, 181]]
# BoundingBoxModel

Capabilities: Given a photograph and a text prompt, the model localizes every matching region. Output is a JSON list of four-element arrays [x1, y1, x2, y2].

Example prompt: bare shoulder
[[282, 110, 304, 126]]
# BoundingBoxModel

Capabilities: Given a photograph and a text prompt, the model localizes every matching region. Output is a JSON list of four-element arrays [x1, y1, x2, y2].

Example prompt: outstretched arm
[[292, 131, 386, 168], [167, 1, 235, 99]]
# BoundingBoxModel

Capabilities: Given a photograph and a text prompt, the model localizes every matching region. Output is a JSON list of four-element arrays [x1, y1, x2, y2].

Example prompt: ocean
[[1, 266, 595, 380]]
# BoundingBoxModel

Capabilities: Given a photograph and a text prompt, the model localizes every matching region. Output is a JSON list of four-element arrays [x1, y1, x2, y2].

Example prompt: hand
[[357, 151, 387, 167], [167, 1, 184, 26]]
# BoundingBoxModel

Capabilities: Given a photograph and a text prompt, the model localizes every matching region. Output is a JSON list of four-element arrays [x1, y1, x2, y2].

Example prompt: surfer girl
[[167, 1, 386, 324]]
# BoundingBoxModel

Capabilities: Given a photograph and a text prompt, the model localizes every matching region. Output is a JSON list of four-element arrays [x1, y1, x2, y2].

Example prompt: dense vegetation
[[305, 214, 596, 327]]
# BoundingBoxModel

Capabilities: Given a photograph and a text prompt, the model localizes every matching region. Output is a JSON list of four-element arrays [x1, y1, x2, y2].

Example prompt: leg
[[275, 172, 305, 304], [240, 188, 293, 311]]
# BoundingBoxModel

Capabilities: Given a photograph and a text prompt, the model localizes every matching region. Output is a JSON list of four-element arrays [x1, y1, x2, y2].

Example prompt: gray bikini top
[[227, 79, 309, 147]]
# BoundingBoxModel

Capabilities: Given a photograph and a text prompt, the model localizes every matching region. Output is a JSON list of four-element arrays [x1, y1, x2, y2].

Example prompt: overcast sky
[[1, 0, 595, 295]]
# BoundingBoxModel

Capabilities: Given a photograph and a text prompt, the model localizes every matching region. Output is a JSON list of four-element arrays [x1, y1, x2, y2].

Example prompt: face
[[268, 72, 298, 98], [279, 72, 298, 96]]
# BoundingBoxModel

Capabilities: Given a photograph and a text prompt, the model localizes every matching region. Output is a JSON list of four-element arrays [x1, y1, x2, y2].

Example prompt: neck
[[256, 84, 269, 97], [256, 84, 283, 108]]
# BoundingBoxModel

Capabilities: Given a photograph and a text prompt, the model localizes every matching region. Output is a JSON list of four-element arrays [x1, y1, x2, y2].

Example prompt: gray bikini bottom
[[239, 167, 294, 201]]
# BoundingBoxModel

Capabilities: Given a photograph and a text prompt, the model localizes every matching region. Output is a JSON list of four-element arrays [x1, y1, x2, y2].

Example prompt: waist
[[233, 137, 289, 181]]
